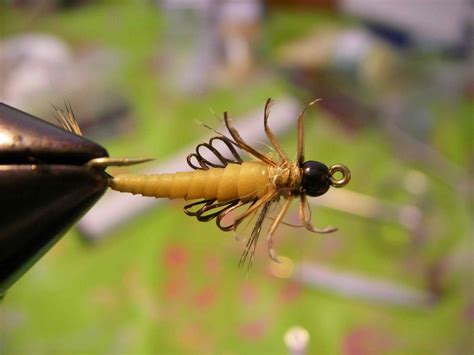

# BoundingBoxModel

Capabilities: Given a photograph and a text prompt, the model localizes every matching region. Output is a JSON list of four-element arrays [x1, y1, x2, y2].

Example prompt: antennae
[[296, 99, 320, 166], [263, 98, 288, 163]]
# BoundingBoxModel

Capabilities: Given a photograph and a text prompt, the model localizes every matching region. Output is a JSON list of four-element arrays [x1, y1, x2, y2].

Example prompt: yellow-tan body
[[109, 161, 297, 203]]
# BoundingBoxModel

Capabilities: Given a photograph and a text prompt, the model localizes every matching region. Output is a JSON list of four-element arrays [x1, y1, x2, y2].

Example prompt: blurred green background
[[0, 1, 472, 354]]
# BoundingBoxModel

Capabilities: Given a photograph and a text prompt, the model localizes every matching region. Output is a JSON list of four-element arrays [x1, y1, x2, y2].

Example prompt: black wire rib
[[186, 136, 242, 170], [184, 198, 252, 231]]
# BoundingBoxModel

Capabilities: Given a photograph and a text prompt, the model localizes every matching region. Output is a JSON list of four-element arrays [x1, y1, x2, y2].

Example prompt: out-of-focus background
[[0, 0, 472, 354]]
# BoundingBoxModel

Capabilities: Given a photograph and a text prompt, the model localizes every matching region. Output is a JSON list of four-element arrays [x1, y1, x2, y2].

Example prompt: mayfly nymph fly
[[107, 99, 351, 268]]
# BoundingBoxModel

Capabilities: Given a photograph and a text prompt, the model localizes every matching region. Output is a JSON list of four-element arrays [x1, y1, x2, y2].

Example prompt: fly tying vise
[[0, 102, 149, 295], [109, 98, 351, 268]]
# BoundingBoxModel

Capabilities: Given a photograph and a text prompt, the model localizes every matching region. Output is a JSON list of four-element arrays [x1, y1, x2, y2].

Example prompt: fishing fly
[[104, 98, 351, 268]]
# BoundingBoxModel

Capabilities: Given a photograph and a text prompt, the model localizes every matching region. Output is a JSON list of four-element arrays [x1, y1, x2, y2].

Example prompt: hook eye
[[329, 164, 351, 188]]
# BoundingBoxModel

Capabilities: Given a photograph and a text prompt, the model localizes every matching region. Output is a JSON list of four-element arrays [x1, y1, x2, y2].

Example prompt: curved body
[[110, 161, 275, 202]]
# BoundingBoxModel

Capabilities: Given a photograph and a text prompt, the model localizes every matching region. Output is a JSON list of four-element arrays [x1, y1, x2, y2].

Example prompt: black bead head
[[301, 161, 331, 197]]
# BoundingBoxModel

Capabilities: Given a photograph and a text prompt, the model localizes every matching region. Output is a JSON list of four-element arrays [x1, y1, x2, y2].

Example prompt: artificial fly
[[103, 98, 351, 268]]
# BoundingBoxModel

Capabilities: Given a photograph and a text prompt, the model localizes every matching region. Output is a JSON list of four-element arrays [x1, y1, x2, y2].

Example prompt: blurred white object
[[294, 262, 433, 308], [0, 32, 126, 131], [284, 326, 310, 355], [217, 0, 263, 84], [340, 0, 471, 48], [159, 0, 216, 94], [0, 33, 72, 108], [158, 0, 263, 94], [313, 188, 423, 231]]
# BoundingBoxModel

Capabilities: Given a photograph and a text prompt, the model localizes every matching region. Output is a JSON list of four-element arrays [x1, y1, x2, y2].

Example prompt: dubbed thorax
[[270, 162, 301, 195]]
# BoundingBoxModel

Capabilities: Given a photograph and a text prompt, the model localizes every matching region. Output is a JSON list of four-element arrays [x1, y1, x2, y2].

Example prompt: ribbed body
[[110, 161, 272, 202]]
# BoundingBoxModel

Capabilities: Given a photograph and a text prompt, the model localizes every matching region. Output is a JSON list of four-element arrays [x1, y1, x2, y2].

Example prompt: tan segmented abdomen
[[110, 161, 271, 202]]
